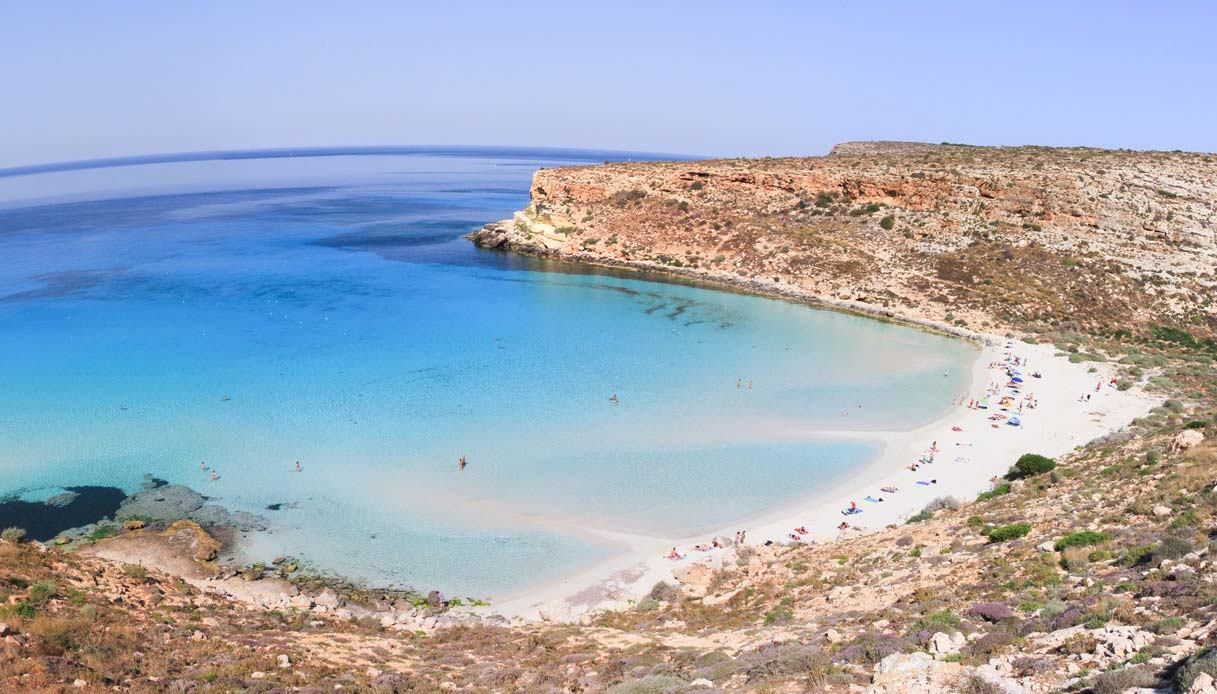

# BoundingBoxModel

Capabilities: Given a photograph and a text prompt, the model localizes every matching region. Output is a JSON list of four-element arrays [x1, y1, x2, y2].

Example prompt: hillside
[[471, 142, 1217, 345]]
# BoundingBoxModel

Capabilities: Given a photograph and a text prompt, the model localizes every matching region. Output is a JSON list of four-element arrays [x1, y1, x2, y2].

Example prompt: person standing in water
[[458, 455, 467, 471], [610, 394, 619, 404], [294, 461, 302, 472]]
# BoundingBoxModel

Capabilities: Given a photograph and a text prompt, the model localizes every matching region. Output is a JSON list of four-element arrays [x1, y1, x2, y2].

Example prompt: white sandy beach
[[490, 336, 1157, 621]]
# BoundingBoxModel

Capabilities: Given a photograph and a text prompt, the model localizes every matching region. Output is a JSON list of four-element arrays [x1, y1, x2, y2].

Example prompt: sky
[[2, 1, 1214, 167]]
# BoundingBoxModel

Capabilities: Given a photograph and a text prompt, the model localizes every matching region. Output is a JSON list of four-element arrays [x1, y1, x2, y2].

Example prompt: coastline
[[467, 225, 996, 348], [463, 223, 1159, 619], [489, 337, 1155, 620], [20, 220, 1156, 628]]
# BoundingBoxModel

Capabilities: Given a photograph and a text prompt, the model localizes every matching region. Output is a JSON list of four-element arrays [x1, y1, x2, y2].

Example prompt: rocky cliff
[[471, 142, 1217, 344]]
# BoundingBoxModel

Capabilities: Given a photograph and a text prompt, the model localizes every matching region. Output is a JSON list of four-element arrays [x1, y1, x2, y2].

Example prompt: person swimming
[[210, 470, 219, 481], [199, 462, 207, 471], [294, 461, 302, 472], [610, 394, 619, 404]]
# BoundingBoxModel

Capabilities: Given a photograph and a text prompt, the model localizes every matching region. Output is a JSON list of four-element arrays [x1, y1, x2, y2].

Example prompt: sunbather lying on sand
[[794, 526, 808, 534], [881, 486, 898, 494], [665, 547, 683, 560]]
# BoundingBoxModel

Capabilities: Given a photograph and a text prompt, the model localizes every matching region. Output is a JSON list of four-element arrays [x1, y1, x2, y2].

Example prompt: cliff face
[[472, 142, 1217, 342]]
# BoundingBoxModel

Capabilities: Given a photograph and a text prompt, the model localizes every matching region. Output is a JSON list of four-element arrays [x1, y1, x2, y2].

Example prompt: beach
[[492, 337, 1157, 620]]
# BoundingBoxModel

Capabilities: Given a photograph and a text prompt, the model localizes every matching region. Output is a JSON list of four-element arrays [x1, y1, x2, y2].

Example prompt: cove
[[0, 150, 975, 597]]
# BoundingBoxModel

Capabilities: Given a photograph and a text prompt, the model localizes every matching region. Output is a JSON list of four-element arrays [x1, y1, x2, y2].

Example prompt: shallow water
[[0, 149, 975, 597]]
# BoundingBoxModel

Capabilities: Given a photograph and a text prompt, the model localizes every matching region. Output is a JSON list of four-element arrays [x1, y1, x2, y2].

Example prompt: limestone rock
[[1153, 505, 1173, 517], [1192, 671, 1217, 693], [314, 588, 341, 609], [1172, 429, 1205, 452], [873, 652, 935, 682], [929, 631, 966, 657], [673, 562, 712, 587]]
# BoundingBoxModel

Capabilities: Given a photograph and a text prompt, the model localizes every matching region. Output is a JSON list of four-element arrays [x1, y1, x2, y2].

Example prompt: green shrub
[[29, 581, 58, 605], [1176, 648, 1217, 692], [635, 597, 659, 612], [1054, 531, 1109, 551], [88, 524, 119, 541], [647, 581, 681, 603], [1008, 453, 1056, 479], [985, 523, 1032, 543], [1186, 419, 1210, 429], [976, 483, 1011, 502], [879, 215, 896, 230], [1, 527, 27, 543], [906, 510, 934, 524]]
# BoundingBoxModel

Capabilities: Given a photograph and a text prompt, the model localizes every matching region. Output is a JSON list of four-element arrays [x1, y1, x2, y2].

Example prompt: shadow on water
[[0, 486, 127, 541]]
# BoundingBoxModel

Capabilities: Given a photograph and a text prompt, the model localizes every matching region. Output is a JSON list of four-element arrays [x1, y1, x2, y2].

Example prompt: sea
[[0, 148, 975, 598]]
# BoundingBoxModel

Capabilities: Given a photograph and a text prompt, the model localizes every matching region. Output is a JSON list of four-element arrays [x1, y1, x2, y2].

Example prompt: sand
[[490, 337, 1157, 621]]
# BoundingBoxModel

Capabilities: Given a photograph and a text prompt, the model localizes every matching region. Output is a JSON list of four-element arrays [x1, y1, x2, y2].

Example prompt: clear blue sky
[[2, 1, 1213, 167]]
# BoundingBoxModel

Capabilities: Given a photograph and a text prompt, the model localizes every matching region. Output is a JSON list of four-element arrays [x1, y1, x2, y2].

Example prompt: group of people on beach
[[660, 344, 1046, 564]]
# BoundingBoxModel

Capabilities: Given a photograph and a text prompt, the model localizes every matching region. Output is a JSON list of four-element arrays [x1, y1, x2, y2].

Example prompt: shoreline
[[485, 333, 1154, 621], [467, 227, 997, 348], [14, 227, 1157, 627]]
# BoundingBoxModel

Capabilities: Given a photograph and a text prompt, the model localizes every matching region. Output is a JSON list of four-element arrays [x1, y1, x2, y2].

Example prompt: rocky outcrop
[[472, 142, 1217, 341]]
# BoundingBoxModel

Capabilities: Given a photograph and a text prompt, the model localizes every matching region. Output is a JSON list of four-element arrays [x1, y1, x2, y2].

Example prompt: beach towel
[[863, 496, 882, 503], [916, 480, 933, 486], [841, 507, 862, 515]]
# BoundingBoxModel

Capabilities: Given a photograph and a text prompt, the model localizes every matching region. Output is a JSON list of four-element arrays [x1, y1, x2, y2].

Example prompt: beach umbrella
[[1011, 376, 1024, 383]]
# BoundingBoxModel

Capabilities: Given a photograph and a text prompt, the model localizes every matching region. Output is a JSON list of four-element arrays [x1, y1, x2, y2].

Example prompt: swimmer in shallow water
[[295, 461, 302, 472], [458, 455, 466, 471]]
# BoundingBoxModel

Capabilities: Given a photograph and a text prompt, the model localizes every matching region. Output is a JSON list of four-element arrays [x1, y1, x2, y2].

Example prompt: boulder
[[314, 588, 341, 609], [929, 631, 966, 657], [1153, 505, 1173, 517], [1171, 429, 1205, 452], [1192, 671, 1217, 693], [673, 562, 712, 587], [872, 652, 936, 686]]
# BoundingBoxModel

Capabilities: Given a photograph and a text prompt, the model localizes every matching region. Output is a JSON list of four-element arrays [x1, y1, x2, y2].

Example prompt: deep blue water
[[0, 149, 974, 597]]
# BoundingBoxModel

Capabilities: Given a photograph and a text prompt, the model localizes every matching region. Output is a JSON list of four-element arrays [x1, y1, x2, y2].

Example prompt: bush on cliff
[[1007, 453, 1056, 479], [2, 527, 27, 543], [985, 523, 1031, 543], [1054, 531, 1109, 552]]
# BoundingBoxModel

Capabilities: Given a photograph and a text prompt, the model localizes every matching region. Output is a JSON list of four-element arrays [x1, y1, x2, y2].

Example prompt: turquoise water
[[0, 150, 975, 597]]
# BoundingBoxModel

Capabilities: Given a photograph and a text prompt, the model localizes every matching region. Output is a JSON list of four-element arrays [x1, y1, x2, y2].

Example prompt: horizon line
[[0, 144, 701, 180]]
